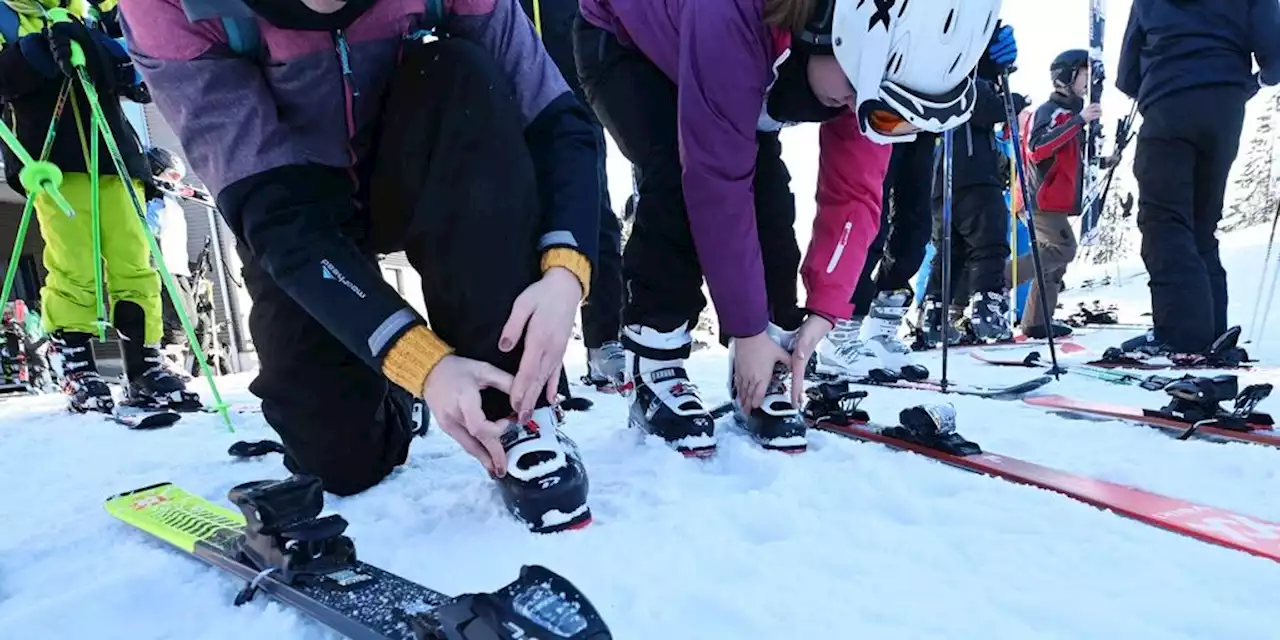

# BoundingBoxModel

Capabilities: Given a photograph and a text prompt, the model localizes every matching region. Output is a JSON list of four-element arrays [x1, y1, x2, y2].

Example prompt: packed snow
[[5, 121, 1280, 639]]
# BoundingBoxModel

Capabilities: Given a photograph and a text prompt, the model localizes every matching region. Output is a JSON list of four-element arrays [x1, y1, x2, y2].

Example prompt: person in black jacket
[[921, 76, 1028, 346], [1116, 0, 1280, 359]]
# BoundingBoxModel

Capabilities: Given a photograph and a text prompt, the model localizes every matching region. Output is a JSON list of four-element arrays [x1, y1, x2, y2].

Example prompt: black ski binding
[[228, 439, 287, 458], [802, 381, 870, 426], [881, 404, 982, 456], [1147, 376, 1274, 436], [228, 475, 358, 605], [410, 564, 612, 639]]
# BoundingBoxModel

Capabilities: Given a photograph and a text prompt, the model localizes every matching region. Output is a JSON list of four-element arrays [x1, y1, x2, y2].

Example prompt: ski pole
[[940, 129, 954, 393], [1246, 190, 1280, 344], [1255, 198, 1280, 350], [0, 80, 72, 316], [43, 7, 233, 431], [999, 70, 1064, 377]]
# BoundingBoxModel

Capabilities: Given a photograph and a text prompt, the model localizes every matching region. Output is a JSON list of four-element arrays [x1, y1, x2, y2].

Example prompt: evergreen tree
[[1224, 92, 1279, 230]]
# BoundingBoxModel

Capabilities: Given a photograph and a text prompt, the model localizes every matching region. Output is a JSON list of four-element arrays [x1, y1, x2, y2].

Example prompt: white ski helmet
[[830, 0, 1002, 144]]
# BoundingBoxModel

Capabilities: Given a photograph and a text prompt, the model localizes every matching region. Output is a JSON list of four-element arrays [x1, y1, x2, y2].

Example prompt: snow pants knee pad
[[277, 387, 416, 497]]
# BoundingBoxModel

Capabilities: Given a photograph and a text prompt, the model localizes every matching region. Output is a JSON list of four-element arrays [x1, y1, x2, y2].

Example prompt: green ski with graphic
[[104, 476, 611, 640]]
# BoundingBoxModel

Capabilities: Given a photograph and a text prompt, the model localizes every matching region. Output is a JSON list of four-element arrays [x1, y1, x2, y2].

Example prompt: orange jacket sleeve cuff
[[381, 325, 453, 396], [540, 247, 592, 301]]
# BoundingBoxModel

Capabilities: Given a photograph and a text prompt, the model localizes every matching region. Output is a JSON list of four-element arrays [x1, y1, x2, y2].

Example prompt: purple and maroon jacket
[[120, 0, 600, 371]]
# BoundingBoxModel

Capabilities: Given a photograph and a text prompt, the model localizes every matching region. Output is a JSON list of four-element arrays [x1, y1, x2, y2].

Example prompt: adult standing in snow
[[121, 0, 602, 533], [0, 0, 196, 413], [575, 0, 1004, 454], [1113, 0, 1280, 361], [517, 0, 625, 393], [1013, 50, 1113, 340]]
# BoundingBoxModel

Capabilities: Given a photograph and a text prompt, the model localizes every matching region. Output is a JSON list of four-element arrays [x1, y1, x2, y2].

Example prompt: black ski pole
[[940, 129, 955, 393], [999, 70, 1065, 377], [1246, 197, 1280, 344]]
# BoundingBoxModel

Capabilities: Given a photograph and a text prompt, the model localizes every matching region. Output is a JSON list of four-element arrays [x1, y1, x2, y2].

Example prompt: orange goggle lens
[[867, 108, 922, 138]]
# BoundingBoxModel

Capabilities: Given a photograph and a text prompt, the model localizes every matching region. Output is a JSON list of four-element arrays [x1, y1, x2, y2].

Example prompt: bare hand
[[499, 267, 582, 421], [1081, 103, 1103, 123], [422, 355, 514, 476], [732, 331, 791, 411], [788, 315, 834, 408]]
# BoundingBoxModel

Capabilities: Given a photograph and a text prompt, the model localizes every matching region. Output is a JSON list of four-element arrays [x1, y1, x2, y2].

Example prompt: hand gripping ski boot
[[53, 331, 114, 413], [497, 406, 592, 533], [861, 289, 929, 380], [728, 324, 808, 453]]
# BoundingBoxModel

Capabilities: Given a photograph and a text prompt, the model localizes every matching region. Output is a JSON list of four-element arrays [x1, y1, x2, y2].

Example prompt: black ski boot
[[117, 301, 203, 411], [882, 404, 981, 456], [53, 331, 114, 413], [728, 324, 807, 453], [227, 475, 357, 601], [916, 298, 962, 350], [623, 333, 716, 457], [968, 291, 1014, 343], [496, 406, 592, 533]]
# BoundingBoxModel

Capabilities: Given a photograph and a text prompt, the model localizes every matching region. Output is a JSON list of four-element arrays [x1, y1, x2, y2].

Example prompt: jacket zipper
[[825, 222, 852, 274], [333, 29, 360, 171]]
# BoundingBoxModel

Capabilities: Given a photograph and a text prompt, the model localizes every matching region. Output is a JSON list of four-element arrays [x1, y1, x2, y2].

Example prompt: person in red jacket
[[1013, 49, 1112, 338]]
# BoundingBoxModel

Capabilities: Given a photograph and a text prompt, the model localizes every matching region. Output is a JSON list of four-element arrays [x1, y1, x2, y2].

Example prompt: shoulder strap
[[0, 2, 21, 47], [221, 16, 261, 58]]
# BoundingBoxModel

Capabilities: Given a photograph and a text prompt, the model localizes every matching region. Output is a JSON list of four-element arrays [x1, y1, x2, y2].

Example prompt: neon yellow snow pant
[[34, 172, 162, 343]]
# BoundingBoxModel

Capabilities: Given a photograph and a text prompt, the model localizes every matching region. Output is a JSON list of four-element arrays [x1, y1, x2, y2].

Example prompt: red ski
[[1023, 394, 1280, 448], [969, 342, 1090, 366], [802, 385, 1280, 564]]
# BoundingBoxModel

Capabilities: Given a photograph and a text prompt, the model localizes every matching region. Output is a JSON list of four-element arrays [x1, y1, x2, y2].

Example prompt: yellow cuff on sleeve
[[381, 325, 454, 396], [541, 247, 592, 301]]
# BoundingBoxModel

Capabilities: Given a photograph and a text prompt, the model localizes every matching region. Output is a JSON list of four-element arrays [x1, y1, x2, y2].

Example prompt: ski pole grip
[[44, 8, 88, 69]]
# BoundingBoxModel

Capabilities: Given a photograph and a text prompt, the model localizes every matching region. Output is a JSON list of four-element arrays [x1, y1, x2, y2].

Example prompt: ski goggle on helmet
[[827, 0, 1002, 144]]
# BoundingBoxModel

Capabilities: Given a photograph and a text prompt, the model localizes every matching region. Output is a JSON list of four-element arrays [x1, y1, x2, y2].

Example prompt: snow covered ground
[[4, 127, 1280, 639]]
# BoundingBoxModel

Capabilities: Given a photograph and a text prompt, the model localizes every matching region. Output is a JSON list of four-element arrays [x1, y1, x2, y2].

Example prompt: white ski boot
[[622, 324, 716, 457], [810, 318, 878, 381], [861, 289, 929, 381]]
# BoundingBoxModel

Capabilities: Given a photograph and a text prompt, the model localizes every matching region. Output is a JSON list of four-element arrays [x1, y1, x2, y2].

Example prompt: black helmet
[[1050, 49, 1090, 86], [147, 147, 186, 182]]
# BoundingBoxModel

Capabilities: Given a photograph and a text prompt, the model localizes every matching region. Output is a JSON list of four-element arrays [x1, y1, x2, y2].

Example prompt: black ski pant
[[520, 0, 622, 349], [243, 40, 556, 496], [159, 274, 196, 348], [1135, 86, 1246, 353], [574, 18, 803, 359], [925, 185, 1009, 304], [850, 135, 936, 315]]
